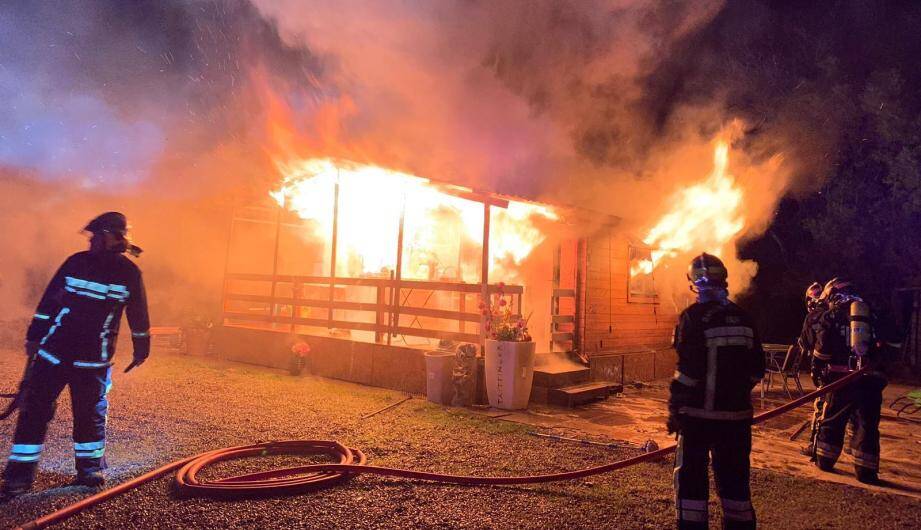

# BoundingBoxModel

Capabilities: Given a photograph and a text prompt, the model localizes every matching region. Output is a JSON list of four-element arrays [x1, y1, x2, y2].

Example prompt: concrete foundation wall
[[214, 326, 426, 394], [589, 348, 678, 385], [215, 326, 672, 398]]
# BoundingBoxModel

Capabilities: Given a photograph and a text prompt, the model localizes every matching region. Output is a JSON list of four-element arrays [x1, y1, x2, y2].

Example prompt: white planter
[[484, 339, 536, 410]]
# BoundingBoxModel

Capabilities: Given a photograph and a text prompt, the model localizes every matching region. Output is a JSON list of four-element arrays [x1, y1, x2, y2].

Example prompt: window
[[628, 245, 658, 302]]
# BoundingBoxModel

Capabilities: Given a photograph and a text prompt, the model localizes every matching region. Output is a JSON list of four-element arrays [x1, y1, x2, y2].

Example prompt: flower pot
[[484, 339, 536, 410]]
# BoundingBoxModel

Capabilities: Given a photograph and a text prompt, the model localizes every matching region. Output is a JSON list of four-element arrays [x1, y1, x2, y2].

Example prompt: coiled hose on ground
[[16, 368, 866, 530]]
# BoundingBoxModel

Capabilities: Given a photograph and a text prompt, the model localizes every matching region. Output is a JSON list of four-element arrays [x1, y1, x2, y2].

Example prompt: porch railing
[[222, 272, 522, 346]]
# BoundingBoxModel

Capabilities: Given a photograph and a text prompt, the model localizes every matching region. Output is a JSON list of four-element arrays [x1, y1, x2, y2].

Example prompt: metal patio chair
[[762, 343, 805, 403]]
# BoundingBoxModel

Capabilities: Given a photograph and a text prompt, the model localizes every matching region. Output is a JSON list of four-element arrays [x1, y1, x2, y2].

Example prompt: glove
[[24, 340, 39, 357], [124, 352, 149, 373]]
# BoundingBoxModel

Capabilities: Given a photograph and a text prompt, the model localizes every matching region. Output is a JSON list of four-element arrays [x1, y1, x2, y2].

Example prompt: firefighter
[[1, 212, 150, 497], [812, 278, 887, 484], [798, 281, 827, 457], [668, 253, 765, 530]]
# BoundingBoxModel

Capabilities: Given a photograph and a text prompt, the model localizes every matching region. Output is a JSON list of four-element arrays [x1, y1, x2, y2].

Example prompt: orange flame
[[632, 141, 745, 276], [270, 158, 557, 281]]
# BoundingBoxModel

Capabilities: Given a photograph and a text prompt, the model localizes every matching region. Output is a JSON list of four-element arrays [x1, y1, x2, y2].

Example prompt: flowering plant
[[480, 282, 532, 342], [289, 341, 311, 376], [291, 341, 311, 357]]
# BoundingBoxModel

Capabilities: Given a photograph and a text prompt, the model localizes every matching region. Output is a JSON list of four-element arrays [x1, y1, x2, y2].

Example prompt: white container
[[424, 350, 455, 405], [484, 339, 536, 410]]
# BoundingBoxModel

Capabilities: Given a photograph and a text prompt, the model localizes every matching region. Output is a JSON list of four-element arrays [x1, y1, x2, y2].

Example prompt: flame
[[633, 141, 745, 276], [271, 158, 557, 281]]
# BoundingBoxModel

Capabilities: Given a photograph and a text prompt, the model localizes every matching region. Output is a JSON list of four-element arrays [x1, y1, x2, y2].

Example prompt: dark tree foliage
[[740, 68, 921, 343]]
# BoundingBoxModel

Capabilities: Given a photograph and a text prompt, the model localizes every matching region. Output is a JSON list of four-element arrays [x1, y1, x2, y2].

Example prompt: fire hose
[[15, 368, 867, 530]]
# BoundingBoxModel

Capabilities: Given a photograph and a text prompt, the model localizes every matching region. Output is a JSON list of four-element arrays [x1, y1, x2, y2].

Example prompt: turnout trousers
[[3, 356, 112, 481], [815, 372, 886, 476], [808, 395, 825, 457], [674, 418, 756, 530]]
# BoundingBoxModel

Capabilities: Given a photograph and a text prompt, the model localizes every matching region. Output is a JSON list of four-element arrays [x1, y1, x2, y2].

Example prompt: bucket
[[424, 350, 455, 405], [484, 340, 536, 410]]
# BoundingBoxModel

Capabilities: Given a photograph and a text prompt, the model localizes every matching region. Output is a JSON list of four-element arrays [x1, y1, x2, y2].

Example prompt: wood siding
[[581, 228, 679, 356]]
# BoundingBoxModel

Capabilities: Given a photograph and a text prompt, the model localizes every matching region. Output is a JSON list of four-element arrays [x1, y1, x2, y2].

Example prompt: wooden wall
[[580, 227, 679, 356]]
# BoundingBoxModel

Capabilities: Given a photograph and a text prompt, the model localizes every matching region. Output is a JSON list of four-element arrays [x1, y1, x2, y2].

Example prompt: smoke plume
[[3, 0, 920, 324]]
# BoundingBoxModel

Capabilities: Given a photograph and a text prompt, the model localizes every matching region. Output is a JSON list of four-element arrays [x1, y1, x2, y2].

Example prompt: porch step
[[547, 382, 622, 408], [532, 365, 590, 389]]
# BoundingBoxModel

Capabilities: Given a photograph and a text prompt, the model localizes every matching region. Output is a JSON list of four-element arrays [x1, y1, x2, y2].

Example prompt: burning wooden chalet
[[216, 159, 678, 397]]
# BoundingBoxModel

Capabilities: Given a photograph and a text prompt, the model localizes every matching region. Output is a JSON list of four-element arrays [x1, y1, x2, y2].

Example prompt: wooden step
[[547, 382, 621, 408], [532, 365, 590, 388]]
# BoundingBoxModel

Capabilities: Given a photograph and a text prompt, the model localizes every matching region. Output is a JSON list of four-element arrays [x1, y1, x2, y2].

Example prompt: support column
[[221, 204, 238, 326], [328, 174, 340, 328], [389, 193, 406, 342], [269, 197, 285, 326], [479, 203, 491, 345]]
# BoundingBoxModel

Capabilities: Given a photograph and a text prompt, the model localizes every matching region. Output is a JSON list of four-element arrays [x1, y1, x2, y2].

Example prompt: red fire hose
[[16, 368, 867, 530]]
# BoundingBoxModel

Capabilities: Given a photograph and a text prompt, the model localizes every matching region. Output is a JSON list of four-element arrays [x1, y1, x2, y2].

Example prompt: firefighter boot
[[1, 461, 37, 499], [855, 467, 879, 485], [74, 471, 105, 489]]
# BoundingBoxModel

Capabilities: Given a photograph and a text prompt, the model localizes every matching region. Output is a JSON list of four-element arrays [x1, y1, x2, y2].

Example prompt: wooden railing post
[[328, 176, 340, 328], [221, 204, 237, 326], [389, 194, 406, 342], [479, 203, 491, 345], [223, 273, 518, 346], [269, 198, 285, 323]]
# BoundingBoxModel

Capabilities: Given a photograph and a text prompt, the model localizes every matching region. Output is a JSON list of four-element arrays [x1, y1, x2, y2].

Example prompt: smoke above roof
[[2, 0, 921, 317]]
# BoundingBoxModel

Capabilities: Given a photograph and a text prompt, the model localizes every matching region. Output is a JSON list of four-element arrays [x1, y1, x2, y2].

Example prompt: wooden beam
[[270, 198, 284, 322], [391, 326, 480, 344], [221, 204, 237, 319], [390, 193, 406, 340], [429, 184, 510, 208], [224, 273, 523, 295], [552, 332, 574, 342], [328, 176, 340, 327], [223, 312, 480, 343], [480, 202, 491, 344]]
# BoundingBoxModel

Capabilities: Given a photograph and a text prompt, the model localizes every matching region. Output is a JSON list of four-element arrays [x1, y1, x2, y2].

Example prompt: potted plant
[[481, 283, 535, 410], [289, 341, 311, 376]]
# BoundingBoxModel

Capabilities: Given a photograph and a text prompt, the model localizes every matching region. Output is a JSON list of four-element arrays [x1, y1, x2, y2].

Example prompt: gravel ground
[[1, 349, 920, 529]]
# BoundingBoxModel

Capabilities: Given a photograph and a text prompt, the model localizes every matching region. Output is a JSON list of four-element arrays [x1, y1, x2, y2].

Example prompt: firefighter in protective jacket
[[812, 278, 886, 484], [669, 253, 764, 530], [2, 212, 150, 497]]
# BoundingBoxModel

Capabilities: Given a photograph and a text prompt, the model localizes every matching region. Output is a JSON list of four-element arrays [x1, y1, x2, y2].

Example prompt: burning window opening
[[628, 245, 658, 302], [269, 158, 559, 283]]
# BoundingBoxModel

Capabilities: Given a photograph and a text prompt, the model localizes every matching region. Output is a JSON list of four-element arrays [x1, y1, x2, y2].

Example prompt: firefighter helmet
[[84, 212, 143, 257], [687, 253, 728, 290], [84, 212, 128, 236], [821, 277, 855, 300], [805, 281, 823, 310]]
